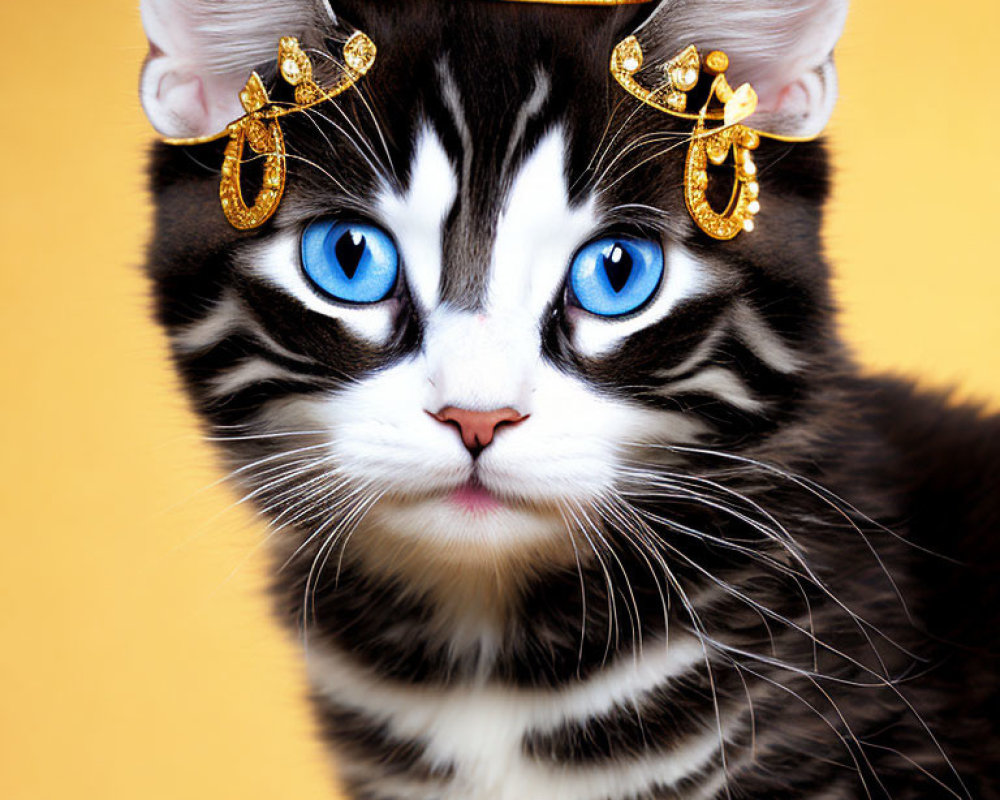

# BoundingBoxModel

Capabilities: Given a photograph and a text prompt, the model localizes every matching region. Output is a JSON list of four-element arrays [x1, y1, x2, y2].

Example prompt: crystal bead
[[748, 200, 761, 215], [743, 219, 755, 233], [667, 91, 687, 111], [623, 57, 639, 72], [282, 59, 301, 80]]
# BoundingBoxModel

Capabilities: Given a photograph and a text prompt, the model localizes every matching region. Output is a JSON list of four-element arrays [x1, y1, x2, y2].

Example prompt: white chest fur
[[307, 637, 721, 800]]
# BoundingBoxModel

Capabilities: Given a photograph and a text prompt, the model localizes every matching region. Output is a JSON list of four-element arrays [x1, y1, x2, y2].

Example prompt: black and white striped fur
[[140, 1, 1000, 797]]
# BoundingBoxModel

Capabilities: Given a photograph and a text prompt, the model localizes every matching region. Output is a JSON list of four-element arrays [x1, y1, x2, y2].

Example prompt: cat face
[[143, 0, 845, 571]]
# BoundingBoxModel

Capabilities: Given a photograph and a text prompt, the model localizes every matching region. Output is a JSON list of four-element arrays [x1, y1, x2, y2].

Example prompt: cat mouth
[[445, 478, 504, 514]]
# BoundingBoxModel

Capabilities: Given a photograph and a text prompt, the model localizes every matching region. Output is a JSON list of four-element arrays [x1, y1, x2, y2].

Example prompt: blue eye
[[569, 237, 664, 318], [301, 219, 399, 304]]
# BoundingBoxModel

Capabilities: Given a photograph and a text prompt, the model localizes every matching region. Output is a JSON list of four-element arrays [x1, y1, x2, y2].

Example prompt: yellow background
[[1, 2, 997, 798]]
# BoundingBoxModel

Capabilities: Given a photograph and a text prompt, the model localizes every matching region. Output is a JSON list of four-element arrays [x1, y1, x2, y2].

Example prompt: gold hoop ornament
[[161, 31, 377, 230], [611, 36, 815, 240]]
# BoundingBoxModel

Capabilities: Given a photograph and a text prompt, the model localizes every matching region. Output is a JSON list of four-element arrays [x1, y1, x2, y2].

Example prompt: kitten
[[139, 0, 1000, 797]]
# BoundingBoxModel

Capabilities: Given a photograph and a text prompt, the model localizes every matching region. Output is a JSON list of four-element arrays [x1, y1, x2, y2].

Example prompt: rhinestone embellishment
[[610, 36, 817, 241]]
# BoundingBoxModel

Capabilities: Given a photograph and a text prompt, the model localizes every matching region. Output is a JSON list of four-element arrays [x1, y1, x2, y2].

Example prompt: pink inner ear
[[140, 3, 252, 137], [203, 73, 252, 131], [770, 80, 810, 116], [158, 70, 209, 133], [141, 45, 247, 139], [139, 0, 313, 138]]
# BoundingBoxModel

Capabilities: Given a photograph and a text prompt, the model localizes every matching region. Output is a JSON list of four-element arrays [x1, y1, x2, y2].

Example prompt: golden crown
[[160, 18, 817, 240], [501, 0, 652, 3]]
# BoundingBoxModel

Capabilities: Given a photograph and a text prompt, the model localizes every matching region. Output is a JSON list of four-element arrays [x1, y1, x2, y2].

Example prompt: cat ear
[[139, 0, 333, 138], [634, 0, 848, 138]]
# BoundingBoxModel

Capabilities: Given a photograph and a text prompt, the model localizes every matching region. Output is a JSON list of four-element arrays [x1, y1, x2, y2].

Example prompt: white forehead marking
[[572, 244, 709, 358], [377, 127, 457, 312], [437, 61, 473, 198], [244, 232, 394, 345], [489, 128, 597, 318], [501, 69, 551, 178]]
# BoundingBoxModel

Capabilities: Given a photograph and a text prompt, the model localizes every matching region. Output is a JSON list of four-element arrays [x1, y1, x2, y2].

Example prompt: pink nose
[[430, 406, 528, 454]]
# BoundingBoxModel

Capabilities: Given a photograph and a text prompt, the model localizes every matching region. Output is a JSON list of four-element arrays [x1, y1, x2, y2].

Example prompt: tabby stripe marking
[[313, 697, 455, 781], [207, 356, 313, 399], [523, 662, 748, 764], [658, 366, 764, 413], [480, 733, 721, 800], [174, 290, 316, 364], [730, 300, 802, 375], [173, 293, 242, 352], [307, 636, 704, 736], [653, 321, 728, 381]]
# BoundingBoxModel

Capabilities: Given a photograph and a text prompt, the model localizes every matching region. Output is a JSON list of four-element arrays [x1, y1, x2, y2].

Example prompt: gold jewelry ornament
[[162, 31, 377, 230], [611, 35, 815, 240], [501, 1, 653, 4]]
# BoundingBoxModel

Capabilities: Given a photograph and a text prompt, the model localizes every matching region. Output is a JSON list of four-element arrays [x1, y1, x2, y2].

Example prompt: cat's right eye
[[301, 219, 399, 304], [568, 236, 664, 318]]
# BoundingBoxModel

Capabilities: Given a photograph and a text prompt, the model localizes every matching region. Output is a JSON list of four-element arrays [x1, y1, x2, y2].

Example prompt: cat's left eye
[[301, 219, 399, 304], [568, 236, 664, 318]]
